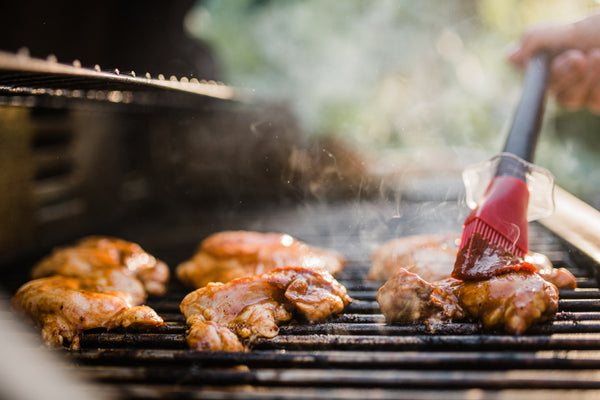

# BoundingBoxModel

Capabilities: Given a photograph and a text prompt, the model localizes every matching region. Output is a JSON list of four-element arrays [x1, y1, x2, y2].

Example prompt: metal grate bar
[[72, 366, 600, 389], [69, 349, 600, 370], [82, 386, 600, 400]]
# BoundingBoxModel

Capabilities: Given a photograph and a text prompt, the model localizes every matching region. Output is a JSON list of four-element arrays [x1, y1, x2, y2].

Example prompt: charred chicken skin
[[11, 276, 163, 349], [31, 236, 170, 305], [180, 266, 351, 351], [176, 231, 346, 288]]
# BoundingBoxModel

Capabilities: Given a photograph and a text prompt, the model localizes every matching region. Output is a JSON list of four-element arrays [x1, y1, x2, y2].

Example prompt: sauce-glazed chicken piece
[[176, 231, 346, 288], [377, 266, 559, 334], [180, 266, 351, 351], [32, 236, 170, 305], [374, 233, 569, 334], [11, 276, 163, 349], [369, 233, 459, 282], [370, 233, 576, 289], [377, 268, 466, 326], [454, 270, 559, 334]]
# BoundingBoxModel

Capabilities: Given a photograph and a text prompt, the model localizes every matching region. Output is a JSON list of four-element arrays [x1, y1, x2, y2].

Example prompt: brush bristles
[[460, 218, 525, 258]]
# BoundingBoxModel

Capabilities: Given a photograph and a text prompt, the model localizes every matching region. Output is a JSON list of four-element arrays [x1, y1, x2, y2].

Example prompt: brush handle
[[497, 52, 550, 178]]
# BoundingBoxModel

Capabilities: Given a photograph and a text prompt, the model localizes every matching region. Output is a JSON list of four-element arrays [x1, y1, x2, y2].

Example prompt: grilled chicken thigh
[[32, 236, 170, 304], [176, 231, 345, 288], [180, 266, 351, 351], [377, 265, 559, 334], [12, 236, 168, 348], [373, 235, 565, 334], [11, 276, 163, 349], [454, 271, 559, 334], [370, 234, 576, 289], [377, 268, 465, 326]]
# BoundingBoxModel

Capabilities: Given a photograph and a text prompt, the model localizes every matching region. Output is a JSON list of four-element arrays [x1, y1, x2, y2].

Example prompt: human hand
[[507, 12, 600, 114]]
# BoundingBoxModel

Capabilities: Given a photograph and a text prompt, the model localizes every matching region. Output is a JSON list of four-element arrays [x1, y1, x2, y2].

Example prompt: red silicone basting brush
[[452, 52, 551, 280]]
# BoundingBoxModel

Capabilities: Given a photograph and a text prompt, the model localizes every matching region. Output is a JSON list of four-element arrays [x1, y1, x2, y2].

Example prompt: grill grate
[[35, 200, 598, 400], [0, 50, 242, 110]]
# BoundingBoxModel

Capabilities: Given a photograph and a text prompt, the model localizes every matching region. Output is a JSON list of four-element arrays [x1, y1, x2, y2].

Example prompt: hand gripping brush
[[453, 52, 554, 280]]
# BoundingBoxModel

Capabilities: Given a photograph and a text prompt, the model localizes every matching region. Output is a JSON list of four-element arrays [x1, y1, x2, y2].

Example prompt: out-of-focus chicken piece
[[32, 247, 147, 305], [377, 268, 466, 326], [31, 236, 170, 304], [11, 276, 163, 349], [369, 233, 462, 282], [77, 236, 170, 295], [525, 252, 577, 290], [176, 231, 346, 288], [454, 270, 559, 334], [180, 266, 351, 351]]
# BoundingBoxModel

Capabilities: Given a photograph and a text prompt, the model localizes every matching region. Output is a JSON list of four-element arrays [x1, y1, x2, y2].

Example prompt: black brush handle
[[497, 52, 550, 178]]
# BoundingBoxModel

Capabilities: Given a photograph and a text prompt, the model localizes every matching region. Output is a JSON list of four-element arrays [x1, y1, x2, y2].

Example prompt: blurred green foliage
[[187, 0, 600, 205]]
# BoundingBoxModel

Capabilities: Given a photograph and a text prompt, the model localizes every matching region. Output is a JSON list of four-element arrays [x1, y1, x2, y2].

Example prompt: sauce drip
[[452, 232, 536, 280]]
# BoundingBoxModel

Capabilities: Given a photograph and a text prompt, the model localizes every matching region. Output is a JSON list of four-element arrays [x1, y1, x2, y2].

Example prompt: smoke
[[186, 1, 513, 152], [186, 0, 600, 206]]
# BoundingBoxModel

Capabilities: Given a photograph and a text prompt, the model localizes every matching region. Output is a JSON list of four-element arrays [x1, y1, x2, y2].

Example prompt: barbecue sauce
[[451, 232, 536, 280]]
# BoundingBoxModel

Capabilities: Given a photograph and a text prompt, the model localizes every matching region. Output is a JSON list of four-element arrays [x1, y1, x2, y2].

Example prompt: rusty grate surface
[[25, 200, 600, 399]]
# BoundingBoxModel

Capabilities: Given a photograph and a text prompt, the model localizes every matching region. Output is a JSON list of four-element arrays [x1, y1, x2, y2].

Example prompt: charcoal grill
[[2, 46, 600, 399]]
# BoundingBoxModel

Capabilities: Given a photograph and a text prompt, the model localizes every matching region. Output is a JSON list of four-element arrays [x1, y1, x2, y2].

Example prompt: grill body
[[1, 49, 600, 399], [54, 202, 600, 399]]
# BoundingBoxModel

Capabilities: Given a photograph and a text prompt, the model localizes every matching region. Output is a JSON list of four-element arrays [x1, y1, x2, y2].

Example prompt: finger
[[584, 49, 600, 114], [554, 51, 594, 110], [506, 41, 526, 68], [548, 50, 587, 94], [508, 24, 576, 68]]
